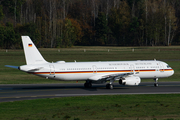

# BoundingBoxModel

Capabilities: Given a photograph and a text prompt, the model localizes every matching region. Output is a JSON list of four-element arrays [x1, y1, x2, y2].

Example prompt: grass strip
[[0, 94, 180, 120]]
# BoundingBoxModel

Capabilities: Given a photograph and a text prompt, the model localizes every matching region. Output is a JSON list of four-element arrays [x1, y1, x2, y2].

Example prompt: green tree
[[95, 12, 109, 45], [15, 23, 40, 47], [129, 17, 140, 45], [0, 6, 4, 20], [70, 18, 83, 45], [1, 23, 16, 49], [58, 18, 76, 47], [109, 1, 131, 45], [0, 25, 5, 48]]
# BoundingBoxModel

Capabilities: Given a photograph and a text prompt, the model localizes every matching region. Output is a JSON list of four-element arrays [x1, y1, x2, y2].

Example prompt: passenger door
[[49, 65, 55, 75], [130, 64, 135, 74], [159, 62, 164, 72], [92, 65, 97, 74]]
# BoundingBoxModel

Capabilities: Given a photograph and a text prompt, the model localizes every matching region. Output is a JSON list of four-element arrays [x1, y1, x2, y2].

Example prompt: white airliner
[[6, 36, 174, 89]]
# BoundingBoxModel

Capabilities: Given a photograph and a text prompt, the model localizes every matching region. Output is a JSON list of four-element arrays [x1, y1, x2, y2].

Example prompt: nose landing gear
[[154, 78, 158, 87]]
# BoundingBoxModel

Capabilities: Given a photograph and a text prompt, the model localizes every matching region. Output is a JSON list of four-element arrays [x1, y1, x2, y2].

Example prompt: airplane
[[5, 36, 174, 89]]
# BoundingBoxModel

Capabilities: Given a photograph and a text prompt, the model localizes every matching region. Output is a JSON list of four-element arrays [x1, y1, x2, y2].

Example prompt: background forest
[[0, 0, 180, 49]]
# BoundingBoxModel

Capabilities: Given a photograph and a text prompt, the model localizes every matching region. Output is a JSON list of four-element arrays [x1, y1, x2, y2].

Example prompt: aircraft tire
[[106, 84, 110, 89], [84, 83, 92, 88], [106, 84, 114, 89], [154, 83, 158, 87], [119, 80, 123, 84], [109, 84, 114, 89]]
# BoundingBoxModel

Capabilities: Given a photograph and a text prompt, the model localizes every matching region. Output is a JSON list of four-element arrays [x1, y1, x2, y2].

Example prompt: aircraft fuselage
[[20, 60, 174, 81]]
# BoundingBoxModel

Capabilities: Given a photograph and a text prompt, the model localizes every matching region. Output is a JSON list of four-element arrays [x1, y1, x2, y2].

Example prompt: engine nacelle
[[119, 75, 141, 86]]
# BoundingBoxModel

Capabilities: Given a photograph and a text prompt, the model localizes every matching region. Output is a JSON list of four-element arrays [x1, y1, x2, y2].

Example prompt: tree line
[[0, 0, 180, 49]]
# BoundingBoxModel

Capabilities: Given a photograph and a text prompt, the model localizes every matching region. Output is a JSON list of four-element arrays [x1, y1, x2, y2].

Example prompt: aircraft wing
[[88, 72, 139, 81]]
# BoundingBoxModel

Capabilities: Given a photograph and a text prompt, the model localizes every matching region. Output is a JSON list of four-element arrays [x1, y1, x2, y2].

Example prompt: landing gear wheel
[[84, 82, 92, 88], [106, 84, 114, 89], [106, 84, 109, 89], [109, 84, 114, 89], [154, 83, 158, 87]]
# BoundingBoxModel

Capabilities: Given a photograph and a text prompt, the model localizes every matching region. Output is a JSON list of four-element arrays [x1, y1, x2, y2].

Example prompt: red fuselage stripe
[[30, 69, 173, 75]]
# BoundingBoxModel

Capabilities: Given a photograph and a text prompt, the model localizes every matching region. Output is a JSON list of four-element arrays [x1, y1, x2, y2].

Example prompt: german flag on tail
[[28, 44, 32, 47]]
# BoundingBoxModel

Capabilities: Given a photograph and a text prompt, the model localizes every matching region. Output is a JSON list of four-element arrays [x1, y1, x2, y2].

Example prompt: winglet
[[21, 36, 48, 65]]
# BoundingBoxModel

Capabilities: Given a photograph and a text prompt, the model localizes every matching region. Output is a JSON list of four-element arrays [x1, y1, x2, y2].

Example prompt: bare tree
[[167, 4, 177, 45], [164, 0, 167, 45], [14, 0, 17, 27], [145, 0, 148, 45]]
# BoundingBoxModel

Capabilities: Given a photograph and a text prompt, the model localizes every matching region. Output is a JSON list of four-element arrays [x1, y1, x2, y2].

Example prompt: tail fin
[[21, 36, 48, 65]]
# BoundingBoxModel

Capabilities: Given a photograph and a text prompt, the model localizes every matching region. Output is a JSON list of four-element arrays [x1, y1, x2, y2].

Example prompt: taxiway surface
[[0, 82, 180, 102]]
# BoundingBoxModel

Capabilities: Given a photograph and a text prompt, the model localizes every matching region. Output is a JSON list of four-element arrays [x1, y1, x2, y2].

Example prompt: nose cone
[[171, 69, 174, 76]]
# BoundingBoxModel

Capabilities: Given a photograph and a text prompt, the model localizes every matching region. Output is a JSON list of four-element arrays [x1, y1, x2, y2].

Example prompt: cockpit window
[[167, 65, 171, 68]]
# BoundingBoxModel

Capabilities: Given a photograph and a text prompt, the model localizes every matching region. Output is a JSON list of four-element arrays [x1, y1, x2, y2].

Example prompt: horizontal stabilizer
[[5, 65, 19, 69]]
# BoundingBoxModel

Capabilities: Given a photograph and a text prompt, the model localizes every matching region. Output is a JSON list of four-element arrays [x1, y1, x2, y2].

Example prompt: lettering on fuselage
[[109, 63, 129, 66], [135, 63, 152, 65]]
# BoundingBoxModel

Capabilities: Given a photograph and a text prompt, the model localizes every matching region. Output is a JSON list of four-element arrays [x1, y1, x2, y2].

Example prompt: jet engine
[[119, 75, 141, 86]]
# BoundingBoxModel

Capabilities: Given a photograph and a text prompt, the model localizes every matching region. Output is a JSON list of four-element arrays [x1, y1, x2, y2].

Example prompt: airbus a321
[[6, 36, 174, 89]]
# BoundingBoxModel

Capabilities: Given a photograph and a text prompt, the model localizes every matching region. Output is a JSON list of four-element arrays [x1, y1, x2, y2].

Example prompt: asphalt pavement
[[0, 82, 180, 102]]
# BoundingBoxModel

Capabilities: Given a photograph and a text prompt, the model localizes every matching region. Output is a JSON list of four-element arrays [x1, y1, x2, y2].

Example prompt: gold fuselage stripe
[[30, 69, 173, 75]]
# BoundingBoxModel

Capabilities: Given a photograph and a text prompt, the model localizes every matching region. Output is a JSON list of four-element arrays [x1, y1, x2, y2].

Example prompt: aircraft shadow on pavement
[[5, 84, 129, 91]]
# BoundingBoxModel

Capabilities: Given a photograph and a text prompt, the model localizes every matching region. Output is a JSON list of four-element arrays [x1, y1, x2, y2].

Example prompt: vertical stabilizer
[[21, 36, 48, 65]]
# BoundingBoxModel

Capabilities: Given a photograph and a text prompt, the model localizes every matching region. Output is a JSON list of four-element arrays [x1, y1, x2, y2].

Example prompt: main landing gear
[[154, 78, 158, 87], [106, 84, 114, 89], [84, 80, 115, 89], [106, 79, 115, 89], [84, 81, 92, 88]]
